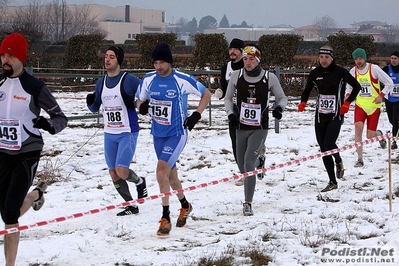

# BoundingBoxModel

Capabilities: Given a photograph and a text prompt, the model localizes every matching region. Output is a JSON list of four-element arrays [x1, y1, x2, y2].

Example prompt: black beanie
[[107, 46, 124, 66], [151, 43, 173, 64], [229, 38, 244, 51], [391, 50, 399, 58]]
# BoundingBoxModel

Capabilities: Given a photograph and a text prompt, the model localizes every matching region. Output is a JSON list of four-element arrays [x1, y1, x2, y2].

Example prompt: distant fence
[[27, 67, 311, 132]]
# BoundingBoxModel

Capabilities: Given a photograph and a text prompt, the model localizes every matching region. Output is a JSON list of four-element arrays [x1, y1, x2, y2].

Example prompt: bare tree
[[10, 0, 46, 41], [3, 1, 104, 43], [68, 5, 104, 36], [313, 15, 337, 41], [383, 24, 399, 43]]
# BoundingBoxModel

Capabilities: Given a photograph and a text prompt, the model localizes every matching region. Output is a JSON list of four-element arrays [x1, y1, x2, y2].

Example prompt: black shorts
[[0, 150, 41, 224]]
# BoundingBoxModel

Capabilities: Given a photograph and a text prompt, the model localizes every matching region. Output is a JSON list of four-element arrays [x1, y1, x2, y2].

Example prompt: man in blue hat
[[136, 43, 211, 237]]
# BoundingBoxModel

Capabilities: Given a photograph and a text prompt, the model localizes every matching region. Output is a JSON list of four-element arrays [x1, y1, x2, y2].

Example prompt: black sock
[[179, 196, 189, 209], [162, 206, 170, 222], [113, 179, 133, 202]]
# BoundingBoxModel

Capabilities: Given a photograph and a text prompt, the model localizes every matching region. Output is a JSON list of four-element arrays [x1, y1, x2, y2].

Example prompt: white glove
[[214, 88, 223, 99]]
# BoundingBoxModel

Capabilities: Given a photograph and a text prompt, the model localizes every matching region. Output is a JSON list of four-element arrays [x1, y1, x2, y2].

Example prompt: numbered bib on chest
[[149, 99, 172, 125], [239, 102, 261, 126], [318, 94, 336, 114], [392, 85, 399, 97], [0, 119, 22, 150], [104, 106, 126, 128], [359, 84, 372, 97]]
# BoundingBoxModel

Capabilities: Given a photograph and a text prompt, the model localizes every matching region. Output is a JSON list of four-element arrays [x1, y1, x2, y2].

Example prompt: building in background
[[204, 25, 295, 44], [91, 5, 166, 43]]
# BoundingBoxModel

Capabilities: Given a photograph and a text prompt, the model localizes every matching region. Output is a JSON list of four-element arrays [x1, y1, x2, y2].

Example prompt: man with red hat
[[0, 32, 67, 265]]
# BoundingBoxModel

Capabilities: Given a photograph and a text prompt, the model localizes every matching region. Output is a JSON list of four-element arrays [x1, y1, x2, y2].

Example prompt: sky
[[13, 0, 397, 28], [0, 90, 398, 265]]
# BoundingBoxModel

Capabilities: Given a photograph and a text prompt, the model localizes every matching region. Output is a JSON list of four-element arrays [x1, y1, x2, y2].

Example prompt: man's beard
[[2, 66, 14, 77]]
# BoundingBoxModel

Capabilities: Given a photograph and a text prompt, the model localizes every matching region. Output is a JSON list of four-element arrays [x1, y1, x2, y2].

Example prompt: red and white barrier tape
[[0, 133, 394, 236]]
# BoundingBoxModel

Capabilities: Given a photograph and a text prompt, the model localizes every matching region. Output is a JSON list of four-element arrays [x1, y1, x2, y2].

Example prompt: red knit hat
[[0, 33, 28, 64]]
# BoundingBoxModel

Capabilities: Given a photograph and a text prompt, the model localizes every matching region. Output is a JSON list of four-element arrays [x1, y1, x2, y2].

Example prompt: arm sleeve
[[300, 72, 315, 103], [219, 64, 228, 99], [372, 64, 394, 95], [124, 74, 141, 96], [268, 72, 288, 110], [36, 85, 68, 134], [343, 69, 361, 103], [224, 70, 238, 116], [87, 79, 103, 113], [345, 67, 356, 95]]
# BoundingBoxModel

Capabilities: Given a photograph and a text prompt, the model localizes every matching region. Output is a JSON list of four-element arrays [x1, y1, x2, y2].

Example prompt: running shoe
[[376, 130, 387, 149], [336, 161, 344, 179], [354, 159, 364, 168], [321, 182, 338, 192], [32, 181, 48, 211], [176, 203, 193, 227], [116, 205, 139, 216], [256, 154, 266, 180], [243, 202, 253, 216], [157, 218, 172, 237], [235, 177, 244, 186], [392, 141, 398, 150]]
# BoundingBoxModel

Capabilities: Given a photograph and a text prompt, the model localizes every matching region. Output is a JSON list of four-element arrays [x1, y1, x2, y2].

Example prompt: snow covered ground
[[1, 92, 398, 266]]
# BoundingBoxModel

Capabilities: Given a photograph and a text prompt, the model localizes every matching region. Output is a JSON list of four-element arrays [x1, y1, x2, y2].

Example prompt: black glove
[[32, 116, 55, 134], [139, 100, 149, 115], [86, 93, 95, 105], [184, 111, 201, 131], [228, 114, 239, 128], [272, 106, 283, 120]]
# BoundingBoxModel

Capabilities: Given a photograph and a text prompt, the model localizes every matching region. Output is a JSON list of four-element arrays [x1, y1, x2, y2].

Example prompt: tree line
[[31, 32, 398, 70]]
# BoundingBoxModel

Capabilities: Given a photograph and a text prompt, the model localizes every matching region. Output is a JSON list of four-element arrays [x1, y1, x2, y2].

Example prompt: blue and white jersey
[[387, 64, 399, 103], [137, 69, 206, 137]]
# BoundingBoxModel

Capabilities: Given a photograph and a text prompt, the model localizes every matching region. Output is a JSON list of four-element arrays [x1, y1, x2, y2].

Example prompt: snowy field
[[1, 92, 399, 266]]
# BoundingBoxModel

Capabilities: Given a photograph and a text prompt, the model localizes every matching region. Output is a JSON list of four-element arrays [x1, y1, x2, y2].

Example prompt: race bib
[[318, 94, 336, 114], [359, 84, 372, 97], [239, 102, 261, 126], [104, 106, 126, 128], [149, 99, 172, 125], [0, 119, 22, 150], [392, 85, 399, 97]]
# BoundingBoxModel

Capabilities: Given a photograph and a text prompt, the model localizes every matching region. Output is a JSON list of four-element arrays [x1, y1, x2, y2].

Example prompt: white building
[[204, 26, 295, 43], [90, 5, 166, 43]]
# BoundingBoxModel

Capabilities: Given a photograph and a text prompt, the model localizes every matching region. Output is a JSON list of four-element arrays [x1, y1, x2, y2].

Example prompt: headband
[[243, 45, 261, 62], [319, 48, 334, 58]]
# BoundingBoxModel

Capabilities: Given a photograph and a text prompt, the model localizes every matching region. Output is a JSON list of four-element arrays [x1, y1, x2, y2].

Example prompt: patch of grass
[[220, 148, 230, 155], [346, 214, 357, 221], [244, 249, 273, 266], [197, 255, 235, 266]]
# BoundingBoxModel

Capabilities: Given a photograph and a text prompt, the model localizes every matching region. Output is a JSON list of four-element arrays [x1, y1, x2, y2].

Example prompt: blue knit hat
[[151, 43, 173, 64]]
